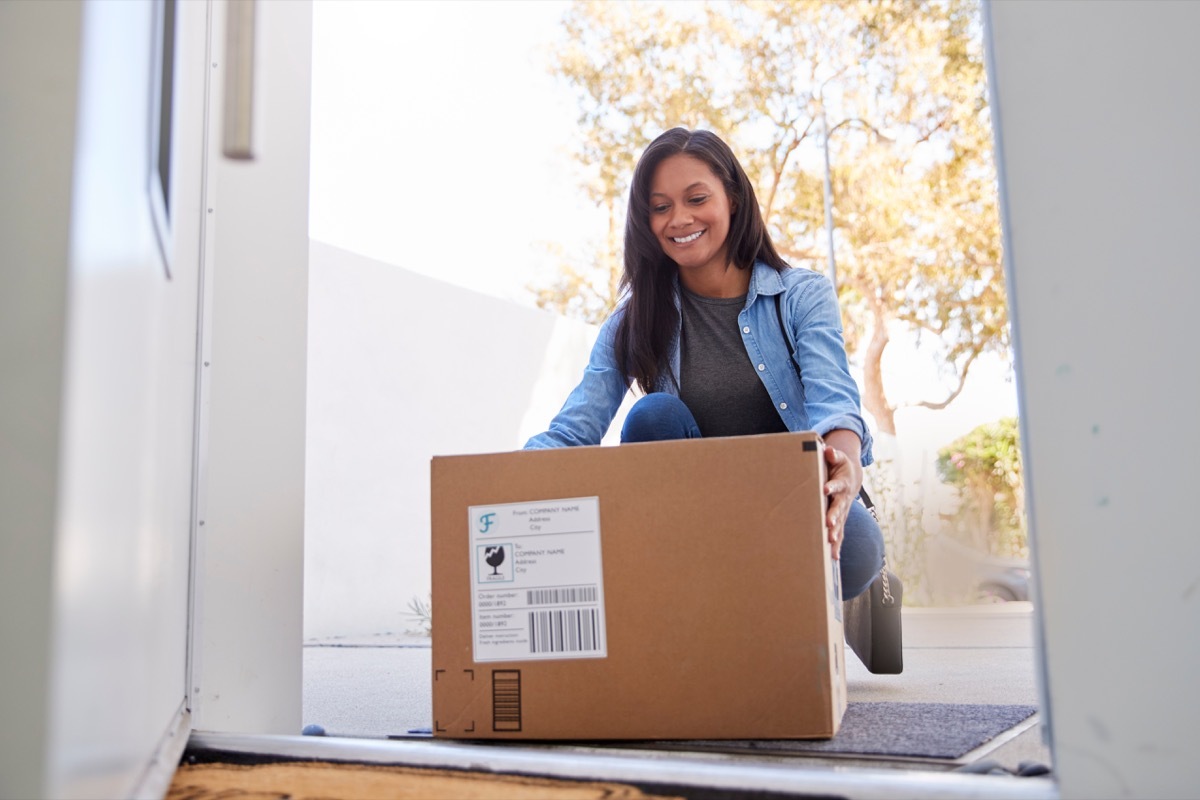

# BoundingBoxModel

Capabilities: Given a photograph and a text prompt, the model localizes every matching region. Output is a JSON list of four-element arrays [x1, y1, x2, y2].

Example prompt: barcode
[[492, 670, 521, 732], [528, 609, 601, 654], [526, 586, 598, 606]]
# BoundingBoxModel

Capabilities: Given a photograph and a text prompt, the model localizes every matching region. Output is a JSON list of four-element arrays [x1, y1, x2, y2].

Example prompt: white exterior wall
[[986, 1, 1200, 797], [305, 241, 630, 640]]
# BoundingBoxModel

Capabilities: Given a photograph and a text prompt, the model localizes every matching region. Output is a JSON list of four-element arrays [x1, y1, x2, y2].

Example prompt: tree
[[533, 0, 740, 323], [935, 417, 1026, 557], [533, 0, 1007, 435]]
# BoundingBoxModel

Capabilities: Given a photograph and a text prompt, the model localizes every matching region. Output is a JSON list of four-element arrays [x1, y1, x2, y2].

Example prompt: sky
[[307, 0, 1019, 509], [309, 0, 598, 306]]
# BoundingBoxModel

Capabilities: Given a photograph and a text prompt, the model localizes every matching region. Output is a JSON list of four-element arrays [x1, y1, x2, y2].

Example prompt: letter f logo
[[479, 512, 497, 534]]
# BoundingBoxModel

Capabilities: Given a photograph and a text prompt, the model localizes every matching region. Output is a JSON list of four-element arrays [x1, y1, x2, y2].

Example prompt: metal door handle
[[222, 0, 256, 159]]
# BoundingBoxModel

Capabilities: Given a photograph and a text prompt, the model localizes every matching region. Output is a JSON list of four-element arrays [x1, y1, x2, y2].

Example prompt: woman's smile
[[670, 230, 705, 244]]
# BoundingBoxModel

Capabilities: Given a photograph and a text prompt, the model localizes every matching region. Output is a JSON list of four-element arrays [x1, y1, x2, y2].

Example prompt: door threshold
[[188, 731, 1057, 800], [131, 702, 191, 800]]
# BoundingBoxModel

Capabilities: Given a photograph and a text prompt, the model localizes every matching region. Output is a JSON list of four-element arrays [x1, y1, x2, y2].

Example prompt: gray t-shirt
[[679, 287, 788, 438]]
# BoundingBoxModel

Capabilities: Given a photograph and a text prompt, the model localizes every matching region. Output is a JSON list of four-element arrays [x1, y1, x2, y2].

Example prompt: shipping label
[[468, 496, 607, 663]]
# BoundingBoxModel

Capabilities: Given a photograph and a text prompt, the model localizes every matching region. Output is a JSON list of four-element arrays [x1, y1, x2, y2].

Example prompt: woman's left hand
[[822, 432, 864, 561]]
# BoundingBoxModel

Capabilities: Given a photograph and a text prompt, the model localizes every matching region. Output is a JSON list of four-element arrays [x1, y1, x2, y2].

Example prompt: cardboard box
[[430, 431, 847, 740]]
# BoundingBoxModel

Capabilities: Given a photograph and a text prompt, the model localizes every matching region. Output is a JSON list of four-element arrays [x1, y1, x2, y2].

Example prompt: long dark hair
[[614, 128, 788, 394]]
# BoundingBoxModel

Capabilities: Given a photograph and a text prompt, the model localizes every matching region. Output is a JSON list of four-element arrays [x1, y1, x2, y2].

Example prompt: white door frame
[[984, 1, 1200, 797], [187, 0, 312, 736]]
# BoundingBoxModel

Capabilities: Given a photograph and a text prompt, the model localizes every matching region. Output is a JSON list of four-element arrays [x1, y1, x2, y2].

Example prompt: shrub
[[935, 417, 1027, 558]]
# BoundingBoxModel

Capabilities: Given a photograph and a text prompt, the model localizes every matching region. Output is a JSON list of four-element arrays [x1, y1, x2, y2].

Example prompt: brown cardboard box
[[430, 431, 847, 740]]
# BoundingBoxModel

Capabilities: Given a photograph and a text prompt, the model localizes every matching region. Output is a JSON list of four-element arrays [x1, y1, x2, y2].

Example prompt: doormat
[[168, 760, 684, 800], [646, 703, 1038, 761]]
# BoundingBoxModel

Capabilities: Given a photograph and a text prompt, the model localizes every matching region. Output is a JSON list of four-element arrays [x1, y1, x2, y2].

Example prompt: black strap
[[774, 292, 799, 380], [775, 293, 874, 511], [859, 485, 877, 515]]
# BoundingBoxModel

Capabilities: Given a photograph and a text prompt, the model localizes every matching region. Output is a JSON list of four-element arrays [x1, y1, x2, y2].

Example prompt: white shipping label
[[468, 496, 607, 663]]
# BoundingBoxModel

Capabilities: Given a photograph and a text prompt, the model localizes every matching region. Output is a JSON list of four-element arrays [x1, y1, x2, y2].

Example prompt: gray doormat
[[650, 703, 1038, 761]]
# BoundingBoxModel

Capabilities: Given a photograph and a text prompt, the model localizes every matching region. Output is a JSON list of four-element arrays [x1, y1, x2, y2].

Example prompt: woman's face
[[648, 154, 734, 276]]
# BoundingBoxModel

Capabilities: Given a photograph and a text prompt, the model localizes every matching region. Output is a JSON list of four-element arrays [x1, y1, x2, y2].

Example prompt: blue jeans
[[621, 393, 885, 600]]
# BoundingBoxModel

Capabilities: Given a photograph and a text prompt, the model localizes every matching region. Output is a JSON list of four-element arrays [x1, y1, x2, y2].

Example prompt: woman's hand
[[822, 430, 864, 561]]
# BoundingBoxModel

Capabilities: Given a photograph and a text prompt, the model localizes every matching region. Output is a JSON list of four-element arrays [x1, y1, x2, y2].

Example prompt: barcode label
[[470, 497, 607, 662], [527, 586, 598, 606], [529, 609, 601, 654]]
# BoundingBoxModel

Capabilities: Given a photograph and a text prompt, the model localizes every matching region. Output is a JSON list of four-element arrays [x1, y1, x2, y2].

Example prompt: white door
[[0, 0, 310, 796], [0, 0, 205, 796]]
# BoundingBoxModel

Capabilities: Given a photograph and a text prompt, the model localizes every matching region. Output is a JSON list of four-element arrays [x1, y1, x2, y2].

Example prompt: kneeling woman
[[524, 127, 883, 599]]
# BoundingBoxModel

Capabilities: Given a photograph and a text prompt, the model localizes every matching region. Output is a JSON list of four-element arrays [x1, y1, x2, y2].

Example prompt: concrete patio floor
[[302, 602, 1050, 775]]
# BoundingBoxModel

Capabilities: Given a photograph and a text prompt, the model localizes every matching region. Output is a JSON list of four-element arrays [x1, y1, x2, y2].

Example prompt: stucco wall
[[305, 241, 630, 639]]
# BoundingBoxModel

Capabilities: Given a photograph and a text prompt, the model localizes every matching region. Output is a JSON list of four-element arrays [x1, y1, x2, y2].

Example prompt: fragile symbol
[[485, 546, 506, 575]]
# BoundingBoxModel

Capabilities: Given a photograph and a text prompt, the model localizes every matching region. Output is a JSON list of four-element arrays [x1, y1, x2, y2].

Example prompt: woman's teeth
[[672, 231, 703, 244]]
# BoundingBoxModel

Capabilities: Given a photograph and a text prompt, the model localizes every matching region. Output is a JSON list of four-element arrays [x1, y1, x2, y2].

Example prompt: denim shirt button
[[757, 363, 765, 371], [780, 402, 788, 410], [742, 326, 750, 334]]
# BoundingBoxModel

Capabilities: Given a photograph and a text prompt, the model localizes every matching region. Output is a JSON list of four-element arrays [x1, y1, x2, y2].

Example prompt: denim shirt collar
[[671, 261, 783, 308], [745, 260, 786, 306]]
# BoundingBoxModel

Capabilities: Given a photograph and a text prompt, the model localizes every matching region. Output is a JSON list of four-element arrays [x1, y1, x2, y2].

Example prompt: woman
[[525, 128, 883, 599]]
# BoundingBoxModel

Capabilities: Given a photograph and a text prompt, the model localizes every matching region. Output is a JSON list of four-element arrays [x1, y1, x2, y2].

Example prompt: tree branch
[[905, 345, 983, 411], [829, 116, 894, 143], [915, 111, 952, 144], [763, 120, 810, 219]]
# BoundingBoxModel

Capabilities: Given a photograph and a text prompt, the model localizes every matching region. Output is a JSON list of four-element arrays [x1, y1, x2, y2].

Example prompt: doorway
[[300, 0, 1046, 784]]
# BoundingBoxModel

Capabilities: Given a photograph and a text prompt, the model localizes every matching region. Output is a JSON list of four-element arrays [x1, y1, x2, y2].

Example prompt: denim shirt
[[523, 261, 874, 466]]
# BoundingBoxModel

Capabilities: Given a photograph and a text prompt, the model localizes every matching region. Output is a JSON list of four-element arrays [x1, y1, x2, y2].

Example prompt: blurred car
[[973, 559, 1032, 603], [925, 534, 1033, 604]]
